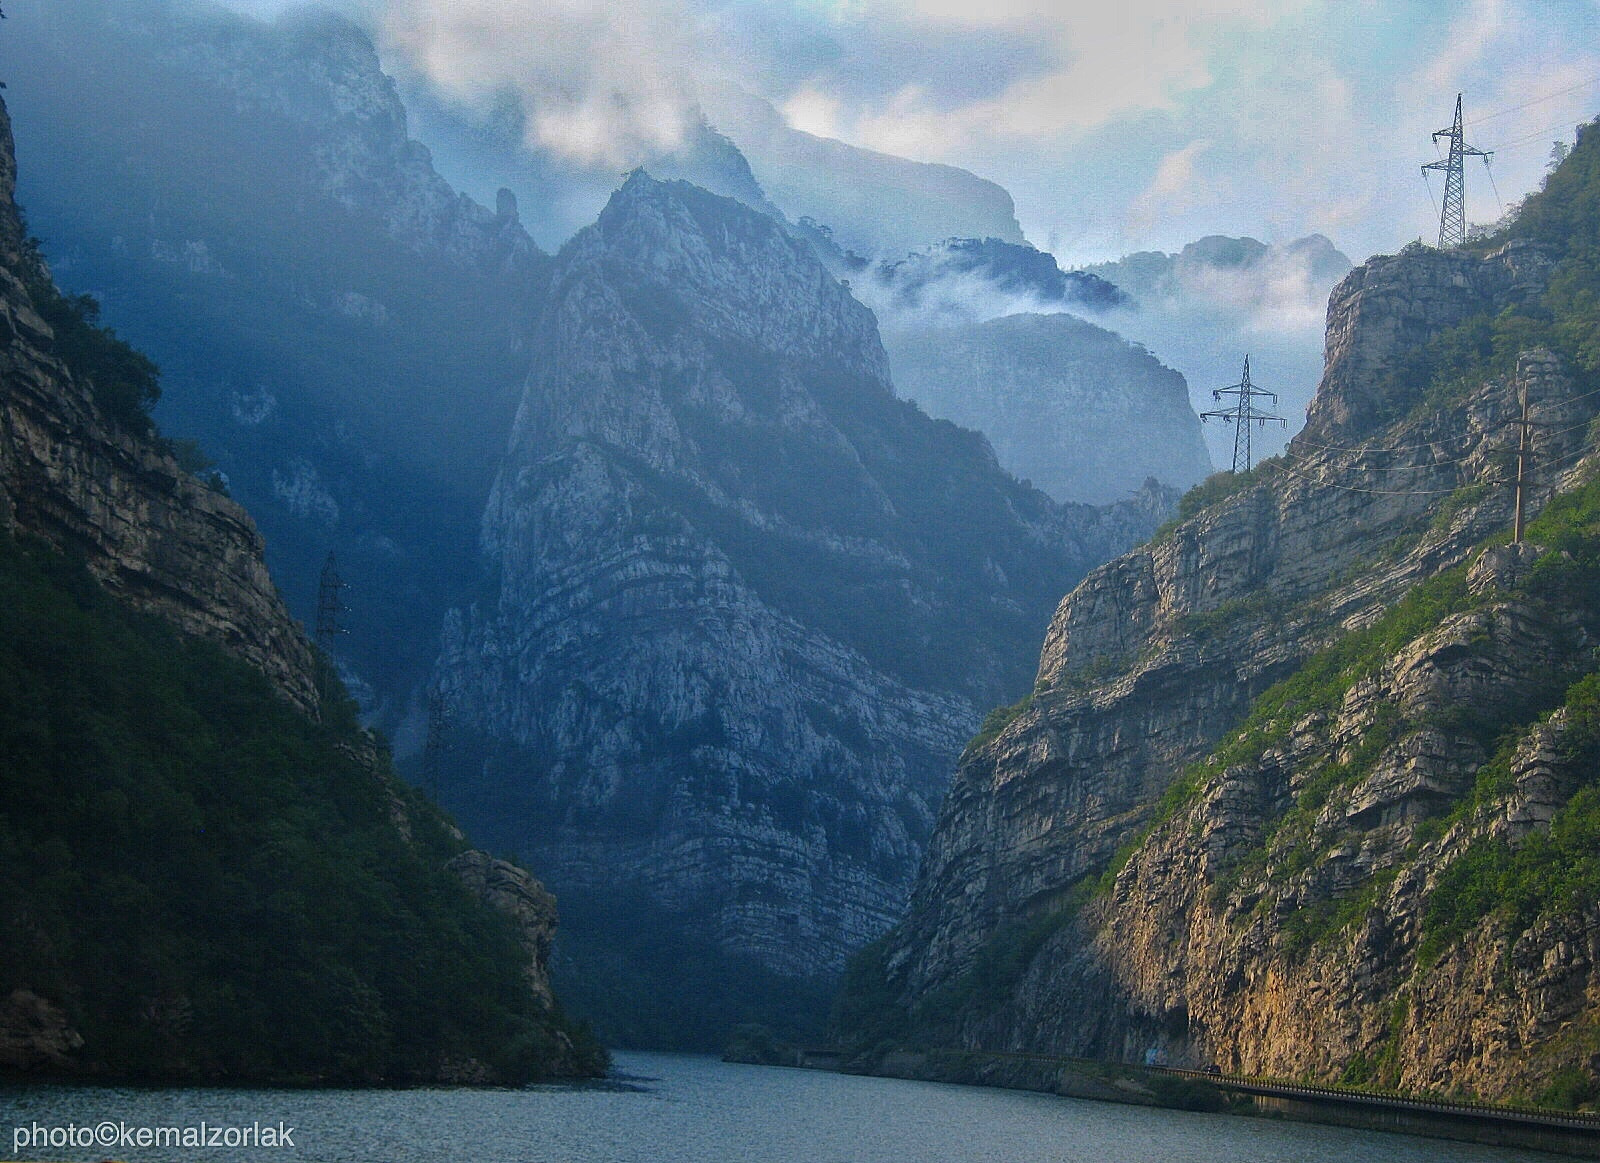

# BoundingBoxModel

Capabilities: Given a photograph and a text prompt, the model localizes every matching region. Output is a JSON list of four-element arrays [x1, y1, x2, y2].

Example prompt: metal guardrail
[[1160, 1065, 1600, 1131], [820, 1046, 1600, 1133]]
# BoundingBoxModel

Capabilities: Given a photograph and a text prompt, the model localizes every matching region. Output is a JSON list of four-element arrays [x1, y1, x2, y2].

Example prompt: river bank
[[726, 1046, 1600, 1158]]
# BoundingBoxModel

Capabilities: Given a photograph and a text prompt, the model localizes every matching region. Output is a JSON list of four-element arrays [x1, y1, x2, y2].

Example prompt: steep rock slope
[[0, 93, 600, 1084], [6, 0, 546, 724], [884, 314, 1212, 504], [852, 122, 1600, 1104], [0, 94, 316, 714], [437, 172, 1169, 1040]]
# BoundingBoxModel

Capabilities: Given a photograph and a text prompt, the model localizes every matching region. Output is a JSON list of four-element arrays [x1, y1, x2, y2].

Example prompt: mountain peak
[[586, 170, 885, 377]]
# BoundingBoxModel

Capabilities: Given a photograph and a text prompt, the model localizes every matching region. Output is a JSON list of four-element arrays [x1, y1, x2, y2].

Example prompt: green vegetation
[[22, 245, 161, 435], [1099, 568, 1475, 904], [832, 904, 1080, 1060], [1419, 674, 1600, 969], [1149, 460, 1284, 543], [0, 529, 605, 1082], [1415, 471, 1600, 969], [964, 692, 1034, 757]]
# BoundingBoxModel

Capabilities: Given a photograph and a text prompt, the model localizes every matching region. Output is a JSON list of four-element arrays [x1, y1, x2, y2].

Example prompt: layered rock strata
[[438, 173, 1171, 979], [875, 225, 1600, 1100]]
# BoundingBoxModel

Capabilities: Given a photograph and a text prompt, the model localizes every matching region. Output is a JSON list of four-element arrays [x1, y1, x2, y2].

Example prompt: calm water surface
[[0, 1051, 1564, 1162]]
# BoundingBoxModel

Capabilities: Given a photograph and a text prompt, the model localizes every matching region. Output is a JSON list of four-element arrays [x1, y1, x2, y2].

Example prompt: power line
[[315, 552, 347, 646], [1285, 444, 1482, 470], [1275, 461, 1466, 496], [1467, 75, 1600, 126], [1485, 119, 1586, 153], [422, 691, 453, 800], [1289, 385, 1600, 459]]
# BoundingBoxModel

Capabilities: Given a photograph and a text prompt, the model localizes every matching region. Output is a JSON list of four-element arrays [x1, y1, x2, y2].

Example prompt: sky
[[213, 0, 1600, 268]]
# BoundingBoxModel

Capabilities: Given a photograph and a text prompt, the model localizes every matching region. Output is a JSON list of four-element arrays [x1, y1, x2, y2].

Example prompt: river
[[0, 1051, 1564, 1162]]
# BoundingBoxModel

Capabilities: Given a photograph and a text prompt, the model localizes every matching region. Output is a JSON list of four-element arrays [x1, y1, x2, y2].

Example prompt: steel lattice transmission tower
[[1200, 355, 1286, 474], [422, 691, 453, 800], [1422, 93, 1492, 249], [315, 551, 347, 645]]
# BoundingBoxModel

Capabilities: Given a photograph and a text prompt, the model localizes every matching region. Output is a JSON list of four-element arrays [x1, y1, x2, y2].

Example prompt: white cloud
[[1127, 139, 1212, 231], [380, 0, 707, 166]]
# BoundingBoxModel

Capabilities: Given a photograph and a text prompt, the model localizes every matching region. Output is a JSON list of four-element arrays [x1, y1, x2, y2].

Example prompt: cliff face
[[6, 0, 546, 726], [0, 90, 599, 1083], [0, 98, 317, 712], [437, 173, 1170, 1012], [884, 313, 1212, 504], [868, 134, 1600, 1102]]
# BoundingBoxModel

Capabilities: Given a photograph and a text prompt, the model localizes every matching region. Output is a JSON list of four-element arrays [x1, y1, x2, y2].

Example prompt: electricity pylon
[[315, 552, 346, 645], [1422, 93, 1492, 249], [1201, 355, 1286, 474], [422, 691, 452, 800]]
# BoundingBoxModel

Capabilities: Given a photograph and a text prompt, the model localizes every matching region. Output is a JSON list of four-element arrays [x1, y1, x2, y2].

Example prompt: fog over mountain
[[1084, 235, 1354, 464]]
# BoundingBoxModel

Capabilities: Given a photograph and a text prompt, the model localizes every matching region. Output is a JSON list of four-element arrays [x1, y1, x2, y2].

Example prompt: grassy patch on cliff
[[0, 529, 604, 1083], [1100, 568, 1474, 902], [1148, 461, 1285, 544], [1417, 472, 1600, 967], [964, 692, 1034, 757]]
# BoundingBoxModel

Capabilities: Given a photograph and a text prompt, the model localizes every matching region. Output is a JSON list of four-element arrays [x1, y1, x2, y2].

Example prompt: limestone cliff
[[435, 172, 1171, 1033], [861, 123, 1600, 1105], [0, 96, 317, 712]]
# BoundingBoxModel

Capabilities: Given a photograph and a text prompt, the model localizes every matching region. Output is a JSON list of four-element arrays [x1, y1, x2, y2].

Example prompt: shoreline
[[728, 1047, 1600, 1158]]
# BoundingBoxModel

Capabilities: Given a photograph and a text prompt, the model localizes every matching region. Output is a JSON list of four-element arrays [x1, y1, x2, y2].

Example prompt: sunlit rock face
[[873, 222, 1600, 1101], [438, 172, 1172, 980]]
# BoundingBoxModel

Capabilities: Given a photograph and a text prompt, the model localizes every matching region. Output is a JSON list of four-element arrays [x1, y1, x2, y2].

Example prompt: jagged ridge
[[436, 170, 1171, 1045]]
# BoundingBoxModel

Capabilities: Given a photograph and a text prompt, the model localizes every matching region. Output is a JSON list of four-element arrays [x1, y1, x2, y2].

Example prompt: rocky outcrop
[[437, 172, 1171, 991], [0, 96, 318, 711], [870, 206, 1600, 1102], [1305, 238, 1554, 443], [0, 990, 84, 1073], [448, 850, 560, 1009], [884, 313, 1211, 504]]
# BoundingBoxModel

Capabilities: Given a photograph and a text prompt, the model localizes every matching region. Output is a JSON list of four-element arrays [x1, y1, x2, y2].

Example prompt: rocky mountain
[[863, 238, 1128, 318], [434, 171, 1173, 1047], [883, 314, 1212, 505], [0, 91, 601, 1084], [827, 238, 1209, 505], [842, 118, 1600, 1106], [1086, 234, 1353, 305], [5, 0, 546, 728]]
